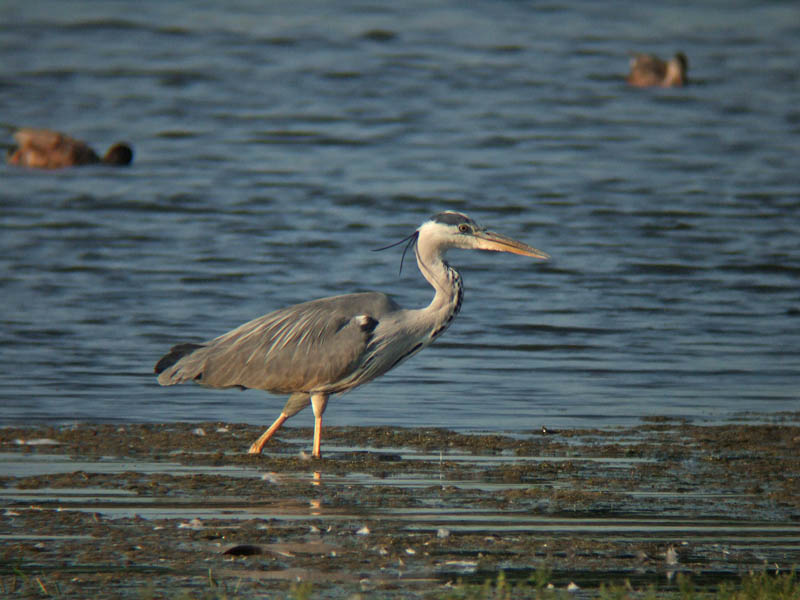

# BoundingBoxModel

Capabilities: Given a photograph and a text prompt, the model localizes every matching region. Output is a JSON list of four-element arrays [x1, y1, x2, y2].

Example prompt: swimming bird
[[6, 128, 133, 169], [154, 211, 549, 458], [627, 52, 688, 87]]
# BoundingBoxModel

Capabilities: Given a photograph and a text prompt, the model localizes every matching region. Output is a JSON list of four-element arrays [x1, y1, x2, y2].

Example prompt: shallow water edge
[[1, 418, 799, 598]]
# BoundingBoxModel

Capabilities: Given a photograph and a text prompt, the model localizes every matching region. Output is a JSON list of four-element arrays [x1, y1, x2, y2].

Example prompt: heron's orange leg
[[310, 393, 329, 458], [248, 412, 288, 454]]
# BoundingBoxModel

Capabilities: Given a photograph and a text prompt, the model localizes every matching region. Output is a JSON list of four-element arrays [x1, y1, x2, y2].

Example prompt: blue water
[[2, 1, 798, 433]]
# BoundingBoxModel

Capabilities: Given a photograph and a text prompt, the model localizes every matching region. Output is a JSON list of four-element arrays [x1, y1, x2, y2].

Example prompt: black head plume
[[373, 230, 419, 275]]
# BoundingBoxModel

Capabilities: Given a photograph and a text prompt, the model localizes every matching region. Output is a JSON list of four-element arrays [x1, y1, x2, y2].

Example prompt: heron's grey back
[[156, 291, 400, 394]]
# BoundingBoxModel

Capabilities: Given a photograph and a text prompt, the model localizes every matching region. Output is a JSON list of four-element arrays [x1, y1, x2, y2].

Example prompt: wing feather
[[170, 292, 399, 393]]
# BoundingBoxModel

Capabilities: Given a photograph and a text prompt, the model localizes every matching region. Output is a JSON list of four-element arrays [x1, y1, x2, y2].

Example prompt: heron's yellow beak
[[473, 230, 549, 260]]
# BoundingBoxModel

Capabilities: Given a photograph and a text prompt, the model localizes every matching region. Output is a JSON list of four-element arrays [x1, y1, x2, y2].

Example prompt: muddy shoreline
[[1, 417, 799, 598]]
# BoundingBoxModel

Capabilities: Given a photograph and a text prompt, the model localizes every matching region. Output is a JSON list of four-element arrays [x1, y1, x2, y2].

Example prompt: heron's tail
[[154, 343, 205, 385]]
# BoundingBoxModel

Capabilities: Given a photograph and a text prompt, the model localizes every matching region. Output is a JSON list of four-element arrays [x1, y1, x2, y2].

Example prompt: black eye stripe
[[432, 211, 473, 227]]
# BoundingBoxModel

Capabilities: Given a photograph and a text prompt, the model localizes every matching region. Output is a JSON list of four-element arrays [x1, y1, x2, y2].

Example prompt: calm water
[[2, 1, 798, 433]]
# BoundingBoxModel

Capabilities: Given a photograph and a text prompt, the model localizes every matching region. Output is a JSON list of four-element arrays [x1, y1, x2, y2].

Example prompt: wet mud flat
[[1, 416, 799, 598]]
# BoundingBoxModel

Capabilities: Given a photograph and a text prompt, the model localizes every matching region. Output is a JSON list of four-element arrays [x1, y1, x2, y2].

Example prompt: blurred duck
[[627, 52, 688, 88], [7, 128, 133, 169]]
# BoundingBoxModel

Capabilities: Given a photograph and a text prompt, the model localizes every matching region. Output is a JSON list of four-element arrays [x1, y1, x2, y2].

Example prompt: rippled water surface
[[2, 1, 799, 431]]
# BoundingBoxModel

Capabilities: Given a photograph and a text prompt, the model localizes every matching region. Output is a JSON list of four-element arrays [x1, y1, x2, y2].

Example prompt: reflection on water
[[1, 1, 799, 432]]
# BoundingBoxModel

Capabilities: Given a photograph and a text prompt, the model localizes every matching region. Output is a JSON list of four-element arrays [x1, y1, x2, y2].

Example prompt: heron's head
[[418, 211, 549, 259], [375, 210, 548, 274]]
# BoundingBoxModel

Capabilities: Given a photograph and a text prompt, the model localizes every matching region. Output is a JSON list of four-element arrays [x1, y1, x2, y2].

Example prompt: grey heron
[[154, 211, 548, 458]]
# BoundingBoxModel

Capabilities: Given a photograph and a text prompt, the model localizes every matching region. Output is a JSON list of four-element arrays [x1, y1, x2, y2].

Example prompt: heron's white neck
[[414, 235, 463, 339]]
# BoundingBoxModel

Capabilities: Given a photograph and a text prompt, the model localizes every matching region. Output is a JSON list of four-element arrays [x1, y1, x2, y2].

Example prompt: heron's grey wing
[[163, 292, 400, 393]]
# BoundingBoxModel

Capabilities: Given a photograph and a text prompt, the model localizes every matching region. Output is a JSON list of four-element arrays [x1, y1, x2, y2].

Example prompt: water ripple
[[1, 0, 798, 430]]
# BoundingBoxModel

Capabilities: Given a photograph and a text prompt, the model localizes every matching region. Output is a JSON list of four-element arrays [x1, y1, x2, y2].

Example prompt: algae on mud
[[1, 418, 799, 598]]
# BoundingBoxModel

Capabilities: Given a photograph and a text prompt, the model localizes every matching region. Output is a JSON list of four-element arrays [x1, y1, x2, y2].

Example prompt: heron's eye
[[458, 224, 470, 234]]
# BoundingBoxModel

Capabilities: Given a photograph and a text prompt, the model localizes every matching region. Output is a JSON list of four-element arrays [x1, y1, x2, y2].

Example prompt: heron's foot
[[248, 413, 289, 455]]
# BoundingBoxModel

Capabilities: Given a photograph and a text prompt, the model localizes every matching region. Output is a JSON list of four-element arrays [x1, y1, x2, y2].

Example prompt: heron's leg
[[248, 392, 310, 454], [310, 393, 329, 459], [248, 414, 287, 454]]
